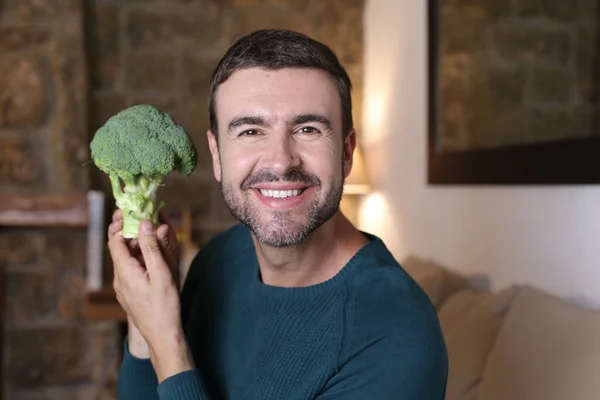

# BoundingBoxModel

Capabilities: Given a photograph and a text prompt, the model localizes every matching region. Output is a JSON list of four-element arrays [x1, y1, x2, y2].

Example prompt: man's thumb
[[138, 220, 165, 277]]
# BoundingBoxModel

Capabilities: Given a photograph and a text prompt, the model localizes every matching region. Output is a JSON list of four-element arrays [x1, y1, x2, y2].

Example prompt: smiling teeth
[[260, 189, 301, 198]]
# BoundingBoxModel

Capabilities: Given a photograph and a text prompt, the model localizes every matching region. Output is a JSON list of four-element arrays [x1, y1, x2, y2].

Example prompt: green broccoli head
[[90, 104, 198, 238]]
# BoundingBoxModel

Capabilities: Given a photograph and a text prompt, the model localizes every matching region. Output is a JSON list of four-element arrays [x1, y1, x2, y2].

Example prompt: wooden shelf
[[83, 289, 127, 321], [0, 193, 88, 227]]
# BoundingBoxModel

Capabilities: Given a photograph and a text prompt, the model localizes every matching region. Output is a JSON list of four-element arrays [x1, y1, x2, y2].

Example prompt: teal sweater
[[118, 225, 448, 399]]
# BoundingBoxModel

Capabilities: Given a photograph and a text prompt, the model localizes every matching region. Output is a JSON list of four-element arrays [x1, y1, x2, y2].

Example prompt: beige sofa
[[402, 256, 600, 400]]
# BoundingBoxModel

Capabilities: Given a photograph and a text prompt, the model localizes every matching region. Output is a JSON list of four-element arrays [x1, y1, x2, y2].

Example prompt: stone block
[[126, 10, 222, 52], [5, 272, 57, 326], [88, 323, 121, 382], [441, 17, 487, 55], [6, 389, 82, 400], [3, 0, 79, 20], [218, 0, 267, 5], [0, 231, 44, 266], [91, 93, 127, 132], [182, 55, 214, 96], [229, 8, 313, 42], [158, 174, 214, 217], [87, 2, 120, 90], [42, 230, 87, 271], [49, 21, 90, 192], [120, 0, 195, 3], [530, 67, 572, 103], [316, 8, 363, 66], [442, 0, 511, 20], [578, 0, 599, 21], [181, 55, 214, 169], [0, 55, 47, 129], [57, 274, 85, 320], [515, 0, 580, 20], [493, 24, 571, 67], [7, 328, 93, 388], [124, 53, 176, 92], [0, 26, 50, 51], [270, 0, 311, 10], [96, 366, 119, 400], [0, 137, 43, 186]]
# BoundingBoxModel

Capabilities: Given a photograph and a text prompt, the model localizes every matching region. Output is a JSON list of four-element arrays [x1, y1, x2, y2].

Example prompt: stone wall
[[0, 0, 365, 398], [0, 0, 121, 399], [439, 0, 599, 151], [87, 0, 365, 244]]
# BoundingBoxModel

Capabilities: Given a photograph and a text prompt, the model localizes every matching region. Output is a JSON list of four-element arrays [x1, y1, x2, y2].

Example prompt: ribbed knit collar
[[246, 231, 387, 300]]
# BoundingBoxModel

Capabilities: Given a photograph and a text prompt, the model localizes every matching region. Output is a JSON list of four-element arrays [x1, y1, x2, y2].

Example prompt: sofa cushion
[[439, 285, 519, 400], [401, 255, 467, 308], [477, 285, 600, 400]]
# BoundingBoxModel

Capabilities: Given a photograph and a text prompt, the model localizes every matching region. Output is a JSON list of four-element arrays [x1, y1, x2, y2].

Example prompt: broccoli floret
[[90, 104, 197, 238]]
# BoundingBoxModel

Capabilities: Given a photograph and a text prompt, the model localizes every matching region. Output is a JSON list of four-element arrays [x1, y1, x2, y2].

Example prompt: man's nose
[[260, 132, 301, 175]]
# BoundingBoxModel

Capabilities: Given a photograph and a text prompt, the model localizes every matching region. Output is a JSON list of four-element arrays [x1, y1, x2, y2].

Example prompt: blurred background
[[0, 0, 363, 398], [1, 0, 600, 399]]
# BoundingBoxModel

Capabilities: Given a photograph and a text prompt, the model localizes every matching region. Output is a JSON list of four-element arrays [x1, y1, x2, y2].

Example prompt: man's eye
[[298, 126, 319, 134], [240, 129, 260, 136]]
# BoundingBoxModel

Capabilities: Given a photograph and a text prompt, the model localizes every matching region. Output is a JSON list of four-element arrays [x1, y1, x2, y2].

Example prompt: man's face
[[208, 67, 355, 247]]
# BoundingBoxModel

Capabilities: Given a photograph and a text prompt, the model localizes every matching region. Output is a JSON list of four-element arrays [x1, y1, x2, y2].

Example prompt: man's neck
[[252, 212, 370, 288]]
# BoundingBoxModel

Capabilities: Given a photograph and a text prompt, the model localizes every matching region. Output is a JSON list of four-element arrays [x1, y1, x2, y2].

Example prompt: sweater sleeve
[[117, 338, 159, 399], [316, 268, 448, 399], [156, 370, 209, 399], [314, 332, 447, 400], [118, 339, 209, 400]]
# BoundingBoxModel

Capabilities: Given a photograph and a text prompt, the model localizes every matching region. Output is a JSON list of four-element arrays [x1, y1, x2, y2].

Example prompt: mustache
[[241, 168, 321, 189]]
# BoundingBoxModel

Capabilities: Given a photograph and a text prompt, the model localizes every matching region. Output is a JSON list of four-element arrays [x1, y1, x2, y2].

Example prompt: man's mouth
[[258, 189, 306, 199]]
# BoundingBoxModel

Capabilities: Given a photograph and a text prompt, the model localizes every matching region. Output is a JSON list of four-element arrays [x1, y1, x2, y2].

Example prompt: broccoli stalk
[[109, 173, 165, 238], [89, 104, 198, 239]]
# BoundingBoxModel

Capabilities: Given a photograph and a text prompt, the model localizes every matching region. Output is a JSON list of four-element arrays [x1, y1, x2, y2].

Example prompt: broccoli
[[90, 104, 197, 238]]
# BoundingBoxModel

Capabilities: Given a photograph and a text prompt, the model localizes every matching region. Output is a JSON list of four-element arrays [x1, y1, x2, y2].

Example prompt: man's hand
[[108, 210, 181, 359], [108, 211, 194, 382], [109, 209, 181, 284]]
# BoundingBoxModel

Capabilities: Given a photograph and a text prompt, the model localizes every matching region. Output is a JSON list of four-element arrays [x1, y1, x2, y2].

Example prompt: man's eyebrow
[[228, 116, 266, 131], [292, 114, 332, 129]]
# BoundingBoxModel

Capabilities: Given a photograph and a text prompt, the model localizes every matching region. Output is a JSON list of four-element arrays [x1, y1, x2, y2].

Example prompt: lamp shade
[[344, 144, 370, 195]]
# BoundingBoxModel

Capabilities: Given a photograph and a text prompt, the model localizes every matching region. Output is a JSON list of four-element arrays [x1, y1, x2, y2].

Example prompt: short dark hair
[[209, 29, 353, 139]]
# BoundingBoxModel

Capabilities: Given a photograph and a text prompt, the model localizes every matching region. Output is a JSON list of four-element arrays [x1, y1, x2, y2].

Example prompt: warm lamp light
[[344, 144, 370, 195], [341, 144, 370, 227]]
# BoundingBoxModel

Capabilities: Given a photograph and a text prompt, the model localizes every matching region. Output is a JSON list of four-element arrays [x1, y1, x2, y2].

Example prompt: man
[[109, 29, 448, 399]]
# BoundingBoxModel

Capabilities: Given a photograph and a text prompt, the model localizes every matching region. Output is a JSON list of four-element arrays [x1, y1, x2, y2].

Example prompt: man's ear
[[343, 129, 357, 179], [207, 130, 222, 182]]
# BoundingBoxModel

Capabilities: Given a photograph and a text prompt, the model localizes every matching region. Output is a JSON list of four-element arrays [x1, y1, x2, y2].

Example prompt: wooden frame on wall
[[427, 0, 600, 185]]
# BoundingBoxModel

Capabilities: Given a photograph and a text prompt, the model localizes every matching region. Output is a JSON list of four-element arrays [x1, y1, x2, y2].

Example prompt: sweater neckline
[[250, 232, 382, 300]]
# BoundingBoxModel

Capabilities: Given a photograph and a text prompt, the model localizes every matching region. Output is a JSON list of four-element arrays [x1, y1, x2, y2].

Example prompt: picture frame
[[427, 0, 600, 185]]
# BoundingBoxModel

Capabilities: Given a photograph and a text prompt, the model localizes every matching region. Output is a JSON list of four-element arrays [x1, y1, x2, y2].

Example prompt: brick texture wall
[[0, 0, 364, 398], [439, 0, 599, 151]]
